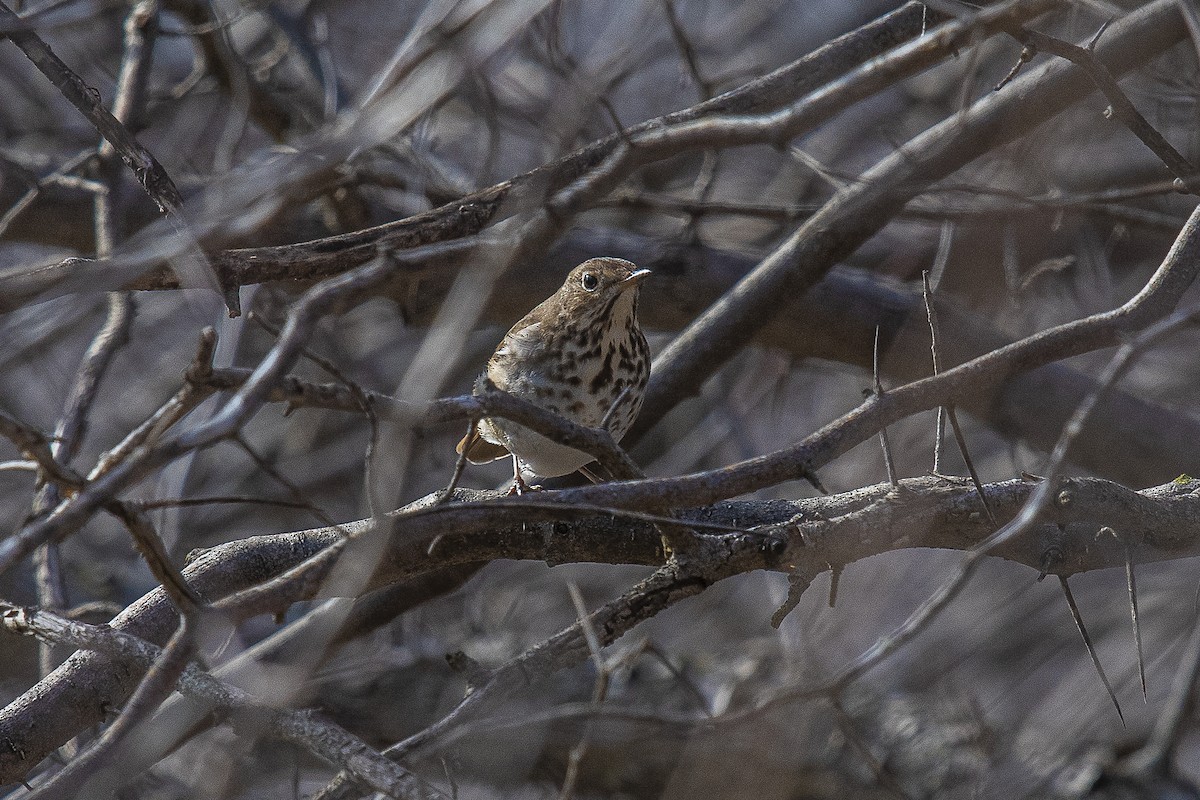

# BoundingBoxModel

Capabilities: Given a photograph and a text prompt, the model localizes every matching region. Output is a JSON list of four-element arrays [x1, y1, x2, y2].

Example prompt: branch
[[1011, 25, 1200, 193], [0, 0, 1007, 309], [5, 473, 1200, 783], [0, 410, 85, 492], [0, 604, 446, 799], [637, 0, 1189, 432], [0, 0, 181, 213]]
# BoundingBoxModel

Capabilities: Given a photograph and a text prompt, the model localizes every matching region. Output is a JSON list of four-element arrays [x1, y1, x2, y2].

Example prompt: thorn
[[223, 284, 242, 317], [946, 407, 995, 525], [828, 563, 842, 609], [1059, 576, 1125, 726], [1038, 538, 1063, 581], [1124, 544, 1147, 703], [802, 466, 828, 495], [770, 569, 813, 629], [1087, 18, 1113, 51]]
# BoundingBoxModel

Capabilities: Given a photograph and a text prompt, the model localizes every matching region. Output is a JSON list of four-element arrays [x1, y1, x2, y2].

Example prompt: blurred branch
[[0, 0, 181, 213], [1008, 24, 1200, 193], [31, 291, 135, 678], [0, 0, 942, 306], [162, 0, 325, 141], [637, 0, 1188, 433], [45, 294, 136, 469], [0, 604, 446, 799]]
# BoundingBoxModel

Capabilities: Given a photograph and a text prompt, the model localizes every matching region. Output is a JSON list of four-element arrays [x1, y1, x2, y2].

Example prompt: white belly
[[491, 422, 595, 478]]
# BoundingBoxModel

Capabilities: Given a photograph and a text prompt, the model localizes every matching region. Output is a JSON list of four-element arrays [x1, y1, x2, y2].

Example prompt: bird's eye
[[581, 272, 599, 291]]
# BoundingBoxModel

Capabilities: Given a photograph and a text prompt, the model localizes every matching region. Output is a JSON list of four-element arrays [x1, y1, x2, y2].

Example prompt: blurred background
[[2, 0, 1200, 797]]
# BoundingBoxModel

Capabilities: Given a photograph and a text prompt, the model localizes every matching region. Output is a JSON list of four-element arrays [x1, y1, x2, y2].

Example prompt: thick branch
[[4, 474, 1200, 783]]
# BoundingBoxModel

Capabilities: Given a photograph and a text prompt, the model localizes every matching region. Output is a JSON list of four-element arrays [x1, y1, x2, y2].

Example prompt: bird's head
[[553, 257, 651, 326]]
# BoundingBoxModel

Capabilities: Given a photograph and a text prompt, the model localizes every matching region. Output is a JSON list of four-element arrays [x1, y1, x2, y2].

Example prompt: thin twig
[[248, 311, 382, 515], [0, 0, 181, 212], [944, 408, 996, 525], [873, 327, 898, 487], [436, 419, 477, 505], [233, 434, 339, 528], [661, 0, 715, 101], [1010, 25, 1199, 193], [558, 583, 610, 800], [922, 271, 947, 473]]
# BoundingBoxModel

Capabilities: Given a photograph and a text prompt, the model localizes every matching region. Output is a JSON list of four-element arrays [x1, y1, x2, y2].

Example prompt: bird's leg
[[578, 464, 607, 484], [507, 455, 532, 495]]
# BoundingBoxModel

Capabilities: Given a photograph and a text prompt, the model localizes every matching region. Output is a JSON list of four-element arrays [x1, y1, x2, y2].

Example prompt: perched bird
[[457, 257, 651, 493]]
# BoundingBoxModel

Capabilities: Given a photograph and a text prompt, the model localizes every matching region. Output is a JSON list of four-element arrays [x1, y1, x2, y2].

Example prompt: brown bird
[[457, 257, 651, 493]]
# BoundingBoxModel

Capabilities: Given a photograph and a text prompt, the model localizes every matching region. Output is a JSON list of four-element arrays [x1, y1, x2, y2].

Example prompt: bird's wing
[[456, 426, 509, 464], [486, 321, 554, 394]]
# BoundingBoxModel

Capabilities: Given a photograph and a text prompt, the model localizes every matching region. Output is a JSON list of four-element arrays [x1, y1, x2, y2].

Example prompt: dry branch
[[0, 0, 1014, 309], [5, 473, 1200, 784], [0, 0, 181, 213], [1, 0, 1198, 794], [639, 0, 1189, 431], [0, 605, 445, 799]]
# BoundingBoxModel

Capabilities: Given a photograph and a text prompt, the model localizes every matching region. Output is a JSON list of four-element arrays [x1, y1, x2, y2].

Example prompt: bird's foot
[[507, 473, 539, 495]]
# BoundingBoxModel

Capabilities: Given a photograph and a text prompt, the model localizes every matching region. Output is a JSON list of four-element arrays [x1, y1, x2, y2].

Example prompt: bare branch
[[638, 0, 1188, 432], [0, 604, 446, 799], [1011, 24, 1200, 193], [0, 0, 181, 213]]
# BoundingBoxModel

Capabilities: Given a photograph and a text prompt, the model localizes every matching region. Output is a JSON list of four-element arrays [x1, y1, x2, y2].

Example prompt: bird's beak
[[621, 268, 651, 289]]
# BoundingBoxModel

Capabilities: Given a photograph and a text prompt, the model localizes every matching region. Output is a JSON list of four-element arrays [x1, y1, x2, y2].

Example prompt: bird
[[457, 257, 651, 493]]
